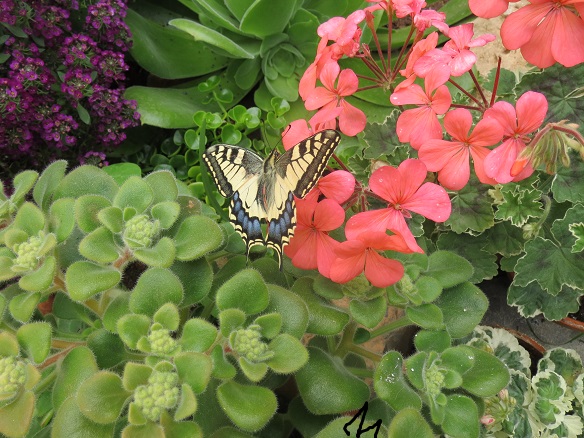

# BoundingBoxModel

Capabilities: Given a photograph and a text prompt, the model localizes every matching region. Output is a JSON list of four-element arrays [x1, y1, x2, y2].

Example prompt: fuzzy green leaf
[[129, 268, 184, 316], [122, 362, 152, 392], [414, 330, 451, 353], [153, 303, 180, 331], [66, 262, 121, 301], [9, 292, 41, 322], [134, 237, 176, 268], [239, 358, 268, 382], [117, 314, 152, 349], [210, 344, 237, 380], [374, 351, 422, 411], [442, 395, 479, 438], [79, 227, 119, 263], [180, 318, 217, 352], [18, 255, 56, 292], [75, 195, 112, 233], [388, 408, 434, 438], [151, 201, 181, 229], [12, 202, 45, 236], [87, 330, 126, 369], [292, 278, 349, 336], [219, 308, 247, 337], [266, 334, 308, 373], [17, 322, 51, 364], [171, 259, 213, 306], [77, 371, 130, 424], [52, 346, 99, 411], [435, 282, 488, 338], [97, 206, 124, 233], [216, 381, 277, 432], [296, 347, 370, 415], [253, 313, 282, 339], [12, 170, 38, 203], [0, 391, 35, 438], [33, 160, 68, 211], [216, 269, 269, 315], [175, 352, 212, 394], [102, 293, 130, 333], [113, 176, 154, 213], [144, 171, 179, 204], [49, 198, 76, 242], [174, 384, 198, 421], [54, 165, 119, 201], [174, 215, 224, 260], [459, 346, 510, 397], [52, 397, 115, 438], [349, 296, 387, 328], [406, 304, 444, 330], [265, 284, 309, 338], [426, 251, 473, 288]]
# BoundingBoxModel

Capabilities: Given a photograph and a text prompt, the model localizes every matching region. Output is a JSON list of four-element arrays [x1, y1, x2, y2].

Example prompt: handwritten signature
[[343, 401, 382, 437]]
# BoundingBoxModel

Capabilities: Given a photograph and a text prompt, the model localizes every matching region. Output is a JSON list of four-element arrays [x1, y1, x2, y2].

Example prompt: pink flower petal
[[501, 3, 549, 50], [419, 139, 461, 171], [449, 49, 477, 76], [320, 61, 340, 91], [405, 183, 452, 222], [444, 108, 473, 140], [484, 101, 517, 136], [337, 69, 359, 96], [469, 0, 509, 18], [470, 145, 498, 185], [305, 87, 336, 111], [329, 240, 366, 283], [338, 100, 367, 136], [364, 251, 404, 287], [515, 92, 548, 134], [314, 199, 345, 231], [436, 149, 471, 190], [396, 107, 443, 149], [318, 170, 356, 204], [316, 233, 341, 278], [484, 138, 523, 183], [390, 83, 428, 106], [468, 117, 504, 146], [283, 120, 312, 150], [550, 9, 584, 67], [431, 85, 452, 114]]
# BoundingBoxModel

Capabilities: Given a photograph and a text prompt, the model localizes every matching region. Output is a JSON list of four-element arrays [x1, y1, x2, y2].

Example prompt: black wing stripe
[[276, 130, 341, 198], [231, 192, 264, 255], [266, 191, 296, 268]]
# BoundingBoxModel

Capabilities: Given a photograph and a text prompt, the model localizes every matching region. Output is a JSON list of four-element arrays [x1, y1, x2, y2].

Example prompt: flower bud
[[133, 370, 180, 422], [123, 214, 160, 249], [0, 356, 26, 397], [230, 325, 274, 363]]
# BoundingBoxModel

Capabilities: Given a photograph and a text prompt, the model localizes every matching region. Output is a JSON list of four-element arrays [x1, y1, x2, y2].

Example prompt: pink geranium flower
[[414, 9, 449, 33], [329, 231, 409, 288], [483, 91, 548, 183], [501, 0, 584, 68], [346, 159, 451, 253], [285, 198, 344, 278], [299, 40, 336, 101], [414, 23, 495, 77], [318, 10, 366, 58], [305, 170, 356, 204], [418, 108, 504, 190], [397, 32, 439, 90], [390, 67, 452, 149], [304, 62, 367, 136]]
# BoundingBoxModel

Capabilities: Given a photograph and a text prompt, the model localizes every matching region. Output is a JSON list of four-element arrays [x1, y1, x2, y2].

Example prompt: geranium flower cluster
[[0, 0, 139, 169], [284, 0, 558, 287]]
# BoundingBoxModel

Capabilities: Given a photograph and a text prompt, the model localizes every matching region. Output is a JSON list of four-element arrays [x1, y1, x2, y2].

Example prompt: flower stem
[[368, 316, 413, 339]]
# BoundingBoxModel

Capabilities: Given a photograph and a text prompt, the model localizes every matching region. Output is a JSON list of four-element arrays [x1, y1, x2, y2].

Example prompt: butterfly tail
[[266, 192, 296, 271]]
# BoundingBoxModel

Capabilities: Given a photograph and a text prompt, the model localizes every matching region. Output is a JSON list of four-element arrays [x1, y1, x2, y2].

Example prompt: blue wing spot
[[283, 211, 290, 224], [251, 218, 261, 235], [242, 215, 248, 230]]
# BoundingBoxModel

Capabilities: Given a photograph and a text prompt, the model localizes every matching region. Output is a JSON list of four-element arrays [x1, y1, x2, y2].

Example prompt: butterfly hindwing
[[203, 129, 341, 269], [202, 144, 265, 254]]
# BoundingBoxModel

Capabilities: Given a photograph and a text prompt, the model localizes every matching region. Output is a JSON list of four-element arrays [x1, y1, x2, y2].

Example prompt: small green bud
[[0, 356, 27, 397], [123, 215, 160, 249], [425, 362, 445, 398], [342, 274, 372, 299], [231, 325, 273, 363], [12, 233, 45, 271], [133, 370, 180, 422], [148, 328, 178, 356]]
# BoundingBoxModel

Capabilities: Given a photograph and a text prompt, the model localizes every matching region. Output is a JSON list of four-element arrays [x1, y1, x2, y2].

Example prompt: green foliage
[[0, 161, 508, 437]]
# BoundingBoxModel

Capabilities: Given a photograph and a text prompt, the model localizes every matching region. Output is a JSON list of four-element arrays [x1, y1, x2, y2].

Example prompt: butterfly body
[[202, 130, 341, 268]]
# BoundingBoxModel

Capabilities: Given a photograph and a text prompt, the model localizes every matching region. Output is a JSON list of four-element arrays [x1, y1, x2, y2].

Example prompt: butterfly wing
[[202, 144, 266, 254], [265, 130, 342, 266]]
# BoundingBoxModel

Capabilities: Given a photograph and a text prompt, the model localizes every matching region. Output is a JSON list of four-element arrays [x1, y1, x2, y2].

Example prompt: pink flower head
[[392, 0, 426, 18], [305, 62, 366, 137], [390, 67, 452, 149], [483, 91, 548, 183], [470, 0, 517, 19], [415, 23, 495, 77], [305, 170, 356, 204], [414, 9, 449, 33], [501, 0, 584, 68], [284, 198, 344, 277], [418, 108, 504, 190], [346, 159, 451, 253], [329, 231, 409, 287], [318, 10, 366, 58], [397, 32, 439, 90], [299, 39, 336, 101]]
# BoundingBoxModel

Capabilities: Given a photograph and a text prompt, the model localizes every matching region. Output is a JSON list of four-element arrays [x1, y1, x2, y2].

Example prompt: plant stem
[[348, 344, 382, 363], [35, 367, 58, 394], [335, 321, 357, 357], [346, 366, 374, 378], [368, 316, 412, 339]]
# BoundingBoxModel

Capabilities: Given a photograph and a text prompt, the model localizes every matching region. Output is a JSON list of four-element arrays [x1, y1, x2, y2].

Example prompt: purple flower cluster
[[0, 0, 139, 169]]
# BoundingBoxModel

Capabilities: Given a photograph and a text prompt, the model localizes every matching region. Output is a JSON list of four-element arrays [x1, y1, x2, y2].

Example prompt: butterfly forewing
[[202, 129, 341, 269]]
